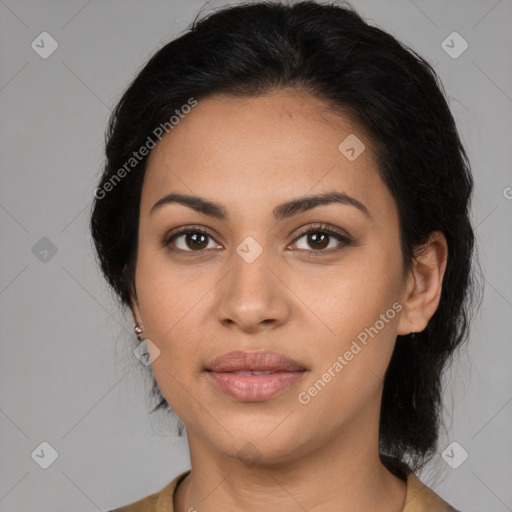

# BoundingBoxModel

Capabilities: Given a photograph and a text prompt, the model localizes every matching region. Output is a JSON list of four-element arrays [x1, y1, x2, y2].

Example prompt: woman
[[91, 1, 480, 510]]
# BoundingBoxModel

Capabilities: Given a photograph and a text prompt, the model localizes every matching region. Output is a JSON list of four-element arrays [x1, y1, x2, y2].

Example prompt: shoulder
[[107, 470, 191, 512], [404, 472, 461, 512]]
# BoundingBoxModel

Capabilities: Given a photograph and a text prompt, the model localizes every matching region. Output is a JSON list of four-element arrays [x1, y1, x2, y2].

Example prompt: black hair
[[90, 0, 482, 472]]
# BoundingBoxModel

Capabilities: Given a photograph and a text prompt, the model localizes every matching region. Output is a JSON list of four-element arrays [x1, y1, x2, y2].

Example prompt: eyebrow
[[150, 190, 370, 221]]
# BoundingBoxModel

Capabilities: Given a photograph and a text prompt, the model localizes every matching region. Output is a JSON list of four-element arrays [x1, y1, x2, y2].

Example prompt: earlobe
[[397, 231, 448, 336], [131, 305, 145, 340]]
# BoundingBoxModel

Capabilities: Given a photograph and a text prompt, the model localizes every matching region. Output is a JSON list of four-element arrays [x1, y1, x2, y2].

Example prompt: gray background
[[1, 0, 511, 510]]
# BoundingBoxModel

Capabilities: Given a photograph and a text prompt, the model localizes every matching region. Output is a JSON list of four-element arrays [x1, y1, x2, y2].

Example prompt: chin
[[208, 422, 311, 466]]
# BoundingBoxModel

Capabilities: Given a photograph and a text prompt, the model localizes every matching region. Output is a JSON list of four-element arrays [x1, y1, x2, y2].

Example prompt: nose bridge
[[232, 238, 273, 295]]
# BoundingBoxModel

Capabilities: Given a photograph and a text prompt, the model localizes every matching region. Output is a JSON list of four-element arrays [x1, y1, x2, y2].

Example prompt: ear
[[397, 231, 448, 335], [128, 282, 144, 331]]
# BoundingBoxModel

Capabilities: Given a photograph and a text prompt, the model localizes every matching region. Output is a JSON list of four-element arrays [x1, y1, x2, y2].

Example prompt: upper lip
[[205, 350, 306, 372]]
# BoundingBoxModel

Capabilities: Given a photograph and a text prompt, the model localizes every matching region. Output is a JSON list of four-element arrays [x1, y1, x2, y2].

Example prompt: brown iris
[[308, 232, 329, 250], [186, 232, 209, 250]]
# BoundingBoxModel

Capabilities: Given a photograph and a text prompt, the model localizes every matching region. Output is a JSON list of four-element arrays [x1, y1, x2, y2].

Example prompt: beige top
[[109, 469, 459, 511]]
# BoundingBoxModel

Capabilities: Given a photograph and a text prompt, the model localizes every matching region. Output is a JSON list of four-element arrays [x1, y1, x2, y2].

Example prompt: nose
[[214, 245, 291, 333]]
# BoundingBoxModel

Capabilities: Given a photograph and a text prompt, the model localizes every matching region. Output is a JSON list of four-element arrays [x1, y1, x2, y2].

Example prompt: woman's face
[[131, 89, 415, 463]]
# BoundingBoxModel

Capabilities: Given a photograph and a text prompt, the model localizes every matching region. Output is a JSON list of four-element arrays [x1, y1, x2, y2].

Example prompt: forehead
[[141, 89, 392, 219]]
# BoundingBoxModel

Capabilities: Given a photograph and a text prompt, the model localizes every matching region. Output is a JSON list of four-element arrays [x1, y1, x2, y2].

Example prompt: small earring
[[410, 331, 416, 339], [134, 325, 143, 336]]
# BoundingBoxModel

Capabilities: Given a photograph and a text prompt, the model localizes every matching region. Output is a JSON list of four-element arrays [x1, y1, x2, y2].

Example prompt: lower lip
[[207, 371, 306, 402]]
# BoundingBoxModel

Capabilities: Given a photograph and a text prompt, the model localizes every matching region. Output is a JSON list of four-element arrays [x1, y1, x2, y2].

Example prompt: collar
[[145, 468, 458, 511]]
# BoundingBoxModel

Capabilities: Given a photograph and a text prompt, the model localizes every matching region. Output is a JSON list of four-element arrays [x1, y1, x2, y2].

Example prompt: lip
[[205, 350, 307, 402], [206, 350, 306, 372]]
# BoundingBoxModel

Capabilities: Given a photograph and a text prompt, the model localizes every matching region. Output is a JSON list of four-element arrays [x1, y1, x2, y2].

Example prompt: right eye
[[162, 227, 223, 253]]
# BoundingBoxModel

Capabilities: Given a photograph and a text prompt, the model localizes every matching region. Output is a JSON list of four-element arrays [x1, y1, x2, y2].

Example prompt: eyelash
[[162, 223, 353, 256]]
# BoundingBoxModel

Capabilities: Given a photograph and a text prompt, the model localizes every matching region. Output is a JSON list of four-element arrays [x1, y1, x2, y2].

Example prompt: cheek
[[294, 248, 402, 339], [295, 293, 400, 427], [292, 247, 403, 389], [135, 248, 199, 335]]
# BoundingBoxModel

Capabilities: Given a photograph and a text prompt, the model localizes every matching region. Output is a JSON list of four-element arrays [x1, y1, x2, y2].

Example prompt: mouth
[[205, 350, 307, 402], [205, 349, 306, 373], [228, 370, 287, 375]]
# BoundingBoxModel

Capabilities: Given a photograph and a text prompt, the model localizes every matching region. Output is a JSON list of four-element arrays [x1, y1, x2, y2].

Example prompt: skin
[[129, 88, 448, 512]]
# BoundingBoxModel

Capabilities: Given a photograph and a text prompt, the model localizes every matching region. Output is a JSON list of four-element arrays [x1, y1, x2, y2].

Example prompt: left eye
[[291, 228, 350, 252]]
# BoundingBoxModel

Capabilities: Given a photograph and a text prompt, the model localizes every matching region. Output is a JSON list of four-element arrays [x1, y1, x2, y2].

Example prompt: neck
[[174, 403, 407, 512]]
